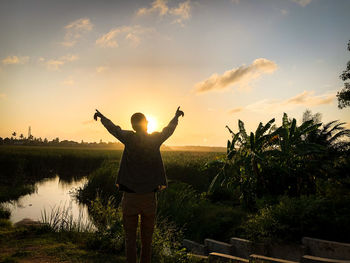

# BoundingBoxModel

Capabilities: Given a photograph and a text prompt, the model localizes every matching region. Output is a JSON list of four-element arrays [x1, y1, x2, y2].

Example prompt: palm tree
[[306, 120, 350, 151]]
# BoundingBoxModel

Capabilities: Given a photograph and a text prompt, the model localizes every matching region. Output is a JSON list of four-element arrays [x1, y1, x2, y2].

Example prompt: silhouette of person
[[94, 107, 184, 263]]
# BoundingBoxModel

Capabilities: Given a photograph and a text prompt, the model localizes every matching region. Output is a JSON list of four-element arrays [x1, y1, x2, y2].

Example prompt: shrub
[[157, 181, 247, 242], [242, 195, 350, 243]]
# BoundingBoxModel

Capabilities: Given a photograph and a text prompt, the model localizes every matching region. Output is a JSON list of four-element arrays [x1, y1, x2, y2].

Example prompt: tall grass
[[40, 203, 93, 233]]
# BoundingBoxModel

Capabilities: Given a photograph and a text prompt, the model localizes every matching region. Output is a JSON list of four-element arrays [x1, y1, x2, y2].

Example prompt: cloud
[[169, 1, 191, 26], [230, 91, 335, 114], [280, 9, 288, 15], [62, 18, 93, 47], [291, 0, 312, 7], [41, 54, 79, 71], [229, 107, 244, 114], [96, 25, 154, 48], [96, 66, 109, 73], [62, 77, 75, 86], [137, 0, 169, 16], [284, 90, 334, 106], [231, 0, 240, 4], [82, 119, 95, 125], [60, 54, 79, 62], [195, 58, 277, 93], [137, 0, 191, 26], [2, 55, 29, 65]]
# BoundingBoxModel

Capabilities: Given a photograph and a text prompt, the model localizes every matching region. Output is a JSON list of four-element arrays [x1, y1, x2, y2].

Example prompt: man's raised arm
[[158, 106, 184, 143], [94, 109, 129, 144]]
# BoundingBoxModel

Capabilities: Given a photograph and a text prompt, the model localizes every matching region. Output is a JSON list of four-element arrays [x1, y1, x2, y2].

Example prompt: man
[[94, 107, 184, 263]]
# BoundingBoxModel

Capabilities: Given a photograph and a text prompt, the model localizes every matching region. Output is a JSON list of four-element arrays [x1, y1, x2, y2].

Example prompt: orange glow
[[146, 115, 158, 133]]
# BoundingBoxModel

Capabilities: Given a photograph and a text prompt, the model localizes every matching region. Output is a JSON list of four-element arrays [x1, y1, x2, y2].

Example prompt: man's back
[[118, 131, 170, 193]]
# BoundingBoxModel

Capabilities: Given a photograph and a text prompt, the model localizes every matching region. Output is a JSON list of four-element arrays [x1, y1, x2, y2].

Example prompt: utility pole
[[28, 126, 31, 140]]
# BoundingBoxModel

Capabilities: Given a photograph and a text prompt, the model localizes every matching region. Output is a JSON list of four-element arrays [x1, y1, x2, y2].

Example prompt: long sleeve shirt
[[100, 115, 178, 193]]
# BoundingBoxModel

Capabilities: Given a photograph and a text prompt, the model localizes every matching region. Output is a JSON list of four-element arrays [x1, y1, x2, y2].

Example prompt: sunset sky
[[1, 0, 349, 146]]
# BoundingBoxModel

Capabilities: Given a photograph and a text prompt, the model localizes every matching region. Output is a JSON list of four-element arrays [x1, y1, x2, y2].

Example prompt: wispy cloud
[[2, 55, 29, 65], [280, 9, 288, 15], [62, 18, 93, 47], [137, 0, 191, 26], [229, 90, 335, 114], [40, 54, 79, 71], [229, 107, 244, 114], [194, 58, 277, 93], [291, 0, 312, 7], [96, 66, 109, 73], [62, 76, 75, 86], [96, 25, 154, 48]]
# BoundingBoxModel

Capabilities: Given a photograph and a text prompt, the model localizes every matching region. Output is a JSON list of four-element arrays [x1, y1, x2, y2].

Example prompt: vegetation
[[207, 111, 350, 242], [1, 109, 349, 262], [337, 40, 350, 109]]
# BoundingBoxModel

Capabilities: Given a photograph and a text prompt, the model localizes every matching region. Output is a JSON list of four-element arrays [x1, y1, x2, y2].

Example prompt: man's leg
[[122, 194, 139, 263], [140, 193, 156, 263]]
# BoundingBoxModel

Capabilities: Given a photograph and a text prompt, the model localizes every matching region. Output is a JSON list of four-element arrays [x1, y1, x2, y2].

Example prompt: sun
[[146, 115, 158, 134]]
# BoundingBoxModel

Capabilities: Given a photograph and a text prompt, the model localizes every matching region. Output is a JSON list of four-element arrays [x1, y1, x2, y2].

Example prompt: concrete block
[[302, 237, 350, 260], [301, 255, 350, 263], [230, 237, 253, 259], [209, 252, 249, 263], [183, 239, 208, 256], [249, 254, 298, 263], [266, 242, 307, 261], [205, 238, 234, 255]]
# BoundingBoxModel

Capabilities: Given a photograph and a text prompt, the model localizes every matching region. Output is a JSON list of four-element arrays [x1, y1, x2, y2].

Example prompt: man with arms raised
[[94, 107, 184, 263]]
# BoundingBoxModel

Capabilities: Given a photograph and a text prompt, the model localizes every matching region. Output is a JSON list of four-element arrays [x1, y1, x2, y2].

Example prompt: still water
[[5, 176, 89, 224]]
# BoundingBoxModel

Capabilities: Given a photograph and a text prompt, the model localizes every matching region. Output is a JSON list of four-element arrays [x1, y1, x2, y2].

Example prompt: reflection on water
[[5, 176, 89, 223]]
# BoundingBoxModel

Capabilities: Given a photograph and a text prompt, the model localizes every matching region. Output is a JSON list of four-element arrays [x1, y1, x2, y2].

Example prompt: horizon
[[1, 0, 350, 147]]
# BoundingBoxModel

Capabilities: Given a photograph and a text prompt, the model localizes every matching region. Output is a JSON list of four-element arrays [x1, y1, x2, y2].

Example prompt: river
[[4, 176, 90, 224]]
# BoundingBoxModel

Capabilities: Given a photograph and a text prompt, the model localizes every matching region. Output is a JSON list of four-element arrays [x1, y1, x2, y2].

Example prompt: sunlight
[[146, 115, 158, 133]]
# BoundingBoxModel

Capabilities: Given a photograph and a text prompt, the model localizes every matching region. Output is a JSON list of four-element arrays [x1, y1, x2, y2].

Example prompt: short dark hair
[[131, 112, 146, 125], [131, 113, 147, 131]]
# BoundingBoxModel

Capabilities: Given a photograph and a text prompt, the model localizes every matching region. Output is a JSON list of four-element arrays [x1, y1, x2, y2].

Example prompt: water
[[4, 176, 89, 224]]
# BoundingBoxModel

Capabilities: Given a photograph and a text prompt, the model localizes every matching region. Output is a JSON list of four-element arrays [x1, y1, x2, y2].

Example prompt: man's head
[[131, 112, 148, 133]]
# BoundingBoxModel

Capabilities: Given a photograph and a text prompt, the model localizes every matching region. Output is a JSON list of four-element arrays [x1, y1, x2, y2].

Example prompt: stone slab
[[205, 238, 233, 255], [249, 254, 298, 263], [301, 255, 350, 263], [209, 252, 249, 263], [302, 237, 350, 260], [183, 239, 208, 256], [266, 242, 306, 261], [230, 237, 253, 259]]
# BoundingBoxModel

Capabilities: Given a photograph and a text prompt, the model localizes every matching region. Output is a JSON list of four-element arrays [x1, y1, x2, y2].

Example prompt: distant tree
[[19, 134, 24, 140], [44, 138, 48, 144], [12, 132, 16, 138], [302, 109, 322, 124], [337, 40, 350, 109]]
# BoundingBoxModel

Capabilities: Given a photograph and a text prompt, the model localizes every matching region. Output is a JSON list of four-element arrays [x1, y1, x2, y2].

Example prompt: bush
[[76, 160, 122, 206], [242, 195, 350, 243], [157, 181, 247, 242]]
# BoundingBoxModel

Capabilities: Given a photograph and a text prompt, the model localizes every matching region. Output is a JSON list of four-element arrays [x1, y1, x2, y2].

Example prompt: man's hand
[[175, 106, 184, 119], [94, 109, 104, 121]]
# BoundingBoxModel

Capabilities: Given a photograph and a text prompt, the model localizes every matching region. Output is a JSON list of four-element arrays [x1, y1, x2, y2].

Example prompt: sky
[[0, 0, 349, 146]]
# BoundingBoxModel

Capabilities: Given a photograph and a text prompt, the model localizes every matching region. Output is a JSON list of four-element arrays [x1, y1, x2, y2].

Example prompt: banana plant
[[209, 118, 276, 209]]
